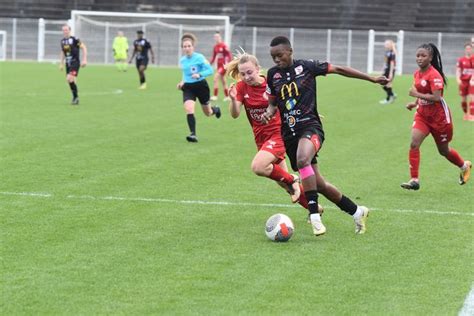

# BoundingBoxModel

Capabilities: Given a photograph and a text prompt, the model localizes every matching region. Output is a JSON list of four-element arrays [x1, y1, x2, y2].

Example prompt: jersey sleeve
[[430, 71, 444, 91], [307, 60, 329, 77], [210, 46, 217, 64], [265, 69, 276, 97], [223, 44, 232, 63], [198, 54, 214, 78], [75, 38, 82, 47], [235, 82, 245, 102]]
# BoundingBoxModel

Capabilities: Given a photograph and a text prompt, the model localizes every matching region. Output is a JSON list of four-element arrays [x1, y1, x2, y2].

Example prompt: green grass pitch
[[1, 62, 473, 314]]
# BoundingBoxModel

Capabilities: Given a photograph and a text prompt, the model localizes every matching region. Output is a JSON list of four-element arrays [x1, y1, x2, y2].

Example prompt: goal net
[[0, 30, 6, 61], [70, 10, 231, 65]]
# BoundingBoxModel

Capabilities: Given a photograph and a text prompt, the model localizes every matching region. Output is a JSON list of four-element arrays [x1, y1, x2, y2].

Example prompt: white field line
[[459, 286, 474, 316], [0, 191, 473, 217]]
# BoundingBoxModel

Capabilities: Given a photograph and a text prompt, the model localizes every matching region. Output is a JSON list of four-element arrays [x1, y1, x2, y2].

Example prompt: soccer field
[[1, 62, 473, 314]]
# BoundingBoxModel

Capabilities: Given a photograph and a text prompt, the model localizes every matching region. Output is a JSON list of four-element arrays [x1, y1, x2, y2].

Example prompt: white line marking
[[0, 191, 52, 197], [459, 286, 474, 316], [1, 191, 473, 217]]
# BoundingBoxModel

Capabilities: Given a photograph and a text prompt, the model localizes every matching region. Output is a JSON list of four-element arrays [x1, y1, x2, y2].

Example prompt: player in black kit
[[60, 25, 87, 105], [129, 30, 155, 89], [263, 36, 388, 236]]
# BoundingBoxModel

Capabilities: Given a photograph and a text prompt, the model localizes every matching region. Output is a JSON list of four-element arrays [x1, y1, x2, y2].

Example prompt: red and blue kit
[[61, 36, 82, 76], [413, 65, 453, 144], [235, 77, 285, 161], [210, 42, 231, 75], [457, 55, 473, 96]]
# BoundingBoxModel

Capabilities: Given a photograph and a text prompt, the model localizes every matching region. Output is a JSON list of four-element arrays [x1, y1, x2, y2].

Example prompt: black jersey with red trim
[[266, 59, 329, 138], [61, 36, 81, 65]]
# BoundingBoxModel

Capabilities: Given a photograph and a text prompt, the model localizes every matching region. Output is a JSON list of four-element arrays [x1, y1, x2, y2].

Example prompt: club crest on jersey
[[191, 66, 197, 73], [421, 79, 427, 87], [68, 38, 73, 44], [295, 65, 303, 75], [273, 73, 282, 79]]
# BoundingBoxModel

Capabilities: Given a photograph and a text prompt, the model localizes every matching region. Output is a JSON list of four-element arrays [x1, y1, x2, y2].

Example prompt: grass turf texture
[[1, 62, 473, 314]]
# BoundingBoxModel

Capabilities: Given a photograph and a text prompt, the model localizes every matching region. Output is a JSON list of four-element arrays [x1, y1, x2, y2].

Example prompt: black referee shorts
[[182, 80, 211, 105]]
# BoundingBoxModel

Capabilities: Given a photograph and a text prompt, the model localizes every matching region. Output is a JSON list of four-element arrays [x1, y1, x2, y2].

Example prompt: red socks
[[224, 88, 229, 97], [213, 87, 218, 97], [298, 185, 308, 209], [462, 101, 467, 113], [268, 164, 294, 184], [446, 148, 464, 168], [409, 148, 420, 179]]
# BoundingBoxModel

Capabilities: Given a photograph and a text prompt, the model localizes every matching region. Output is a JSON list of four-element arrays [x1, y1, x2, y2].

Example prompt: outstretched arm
[[329, 65, 388, 85], [149, 47, 155, 64]]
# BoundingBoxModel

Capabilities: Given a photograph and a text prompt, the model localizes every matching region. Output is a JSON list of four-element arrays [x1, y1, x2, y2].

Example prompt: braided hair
[[418, 43, 447, 85]]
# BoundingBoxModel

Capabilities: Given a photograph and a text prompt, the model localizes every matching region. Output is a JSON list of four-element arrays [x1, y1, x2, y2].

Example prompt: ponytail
[[418, 43, 447, 85], [225, 50, 261, 81]]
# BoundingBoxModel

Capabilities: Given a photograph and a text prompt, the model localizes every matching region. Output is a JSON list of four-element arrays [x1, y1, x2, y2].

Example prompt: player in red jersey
[[210, 32, 232, 102], [456, 42, 473, 120], [226, 52, 322, 212], [401, 43, 472, 190]]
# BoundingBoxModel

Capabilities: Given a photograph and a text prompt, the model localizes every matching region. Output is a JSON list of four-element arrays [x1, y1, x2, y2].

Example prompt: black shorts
[[136, 58, 148, 69], [283, 126, 325, 172], [182, 80, 210, 105], [66, 61, 80, 76]]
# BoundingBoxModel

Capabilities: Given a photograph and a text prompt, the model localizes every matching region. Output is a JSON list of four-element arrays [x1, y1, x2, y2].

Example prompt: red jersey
[[235, 77, 281, 147], [457, 55, 473, 81], [210, 42, 231, 66], [413, 65, 450, 123]]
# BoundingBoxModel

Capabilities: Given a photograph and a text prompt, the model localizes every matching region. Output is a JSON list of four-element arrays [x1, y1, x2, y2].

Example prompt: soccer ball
[[265, 213, 294, 242]]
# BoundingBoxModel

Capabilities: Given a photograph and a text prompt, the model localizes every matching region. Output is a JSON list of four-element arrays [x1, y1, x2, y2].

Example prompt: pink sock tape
[[299, 165, 314, 180]]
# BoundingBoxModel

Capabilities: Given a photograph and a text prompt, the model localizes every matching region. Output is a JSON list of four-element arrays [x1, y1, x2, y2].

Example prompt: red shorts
[[459, 80, 470, 97], [257, 137, 286, 164], [217, 64, 226, 76], [413, 111, 453, 144]]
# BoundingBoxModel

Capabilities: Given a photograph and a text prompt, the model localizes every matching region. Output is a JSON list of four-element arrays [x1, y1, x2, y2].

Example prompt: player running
[[262, 36, 388, 236], [59, 24, 87, 105], [129, 30, 155, 89], [113, 31, 129, 72], [210, 31, 232, 102], [226, 51, 322, 212], [401, 43, 471, 190], [379, 39, 397, 104], [456, 42, 473, 120], [177, 33, 221, 143]]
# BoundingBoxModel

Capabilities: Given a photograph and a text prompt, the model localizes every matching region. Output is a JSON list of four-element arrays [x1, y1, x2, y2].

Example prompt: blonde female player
[[226, 52, 321, 213]]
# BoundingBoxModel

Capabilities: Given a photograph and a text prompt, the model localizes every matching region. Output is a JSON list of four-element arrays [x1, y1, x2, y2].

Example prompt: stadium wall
[[0, 0, 473, 33]]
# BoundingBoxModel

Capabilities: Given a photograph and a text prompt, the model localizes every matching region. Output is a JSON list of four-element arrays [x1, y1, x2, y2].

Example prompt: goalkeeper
[[113, 31, 129, 71]]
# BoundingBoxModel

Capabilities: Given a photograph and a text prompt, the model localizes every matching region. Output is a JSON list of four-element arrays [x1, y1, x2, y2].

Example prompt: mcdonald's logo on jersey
[[280, 82, 299, 100]]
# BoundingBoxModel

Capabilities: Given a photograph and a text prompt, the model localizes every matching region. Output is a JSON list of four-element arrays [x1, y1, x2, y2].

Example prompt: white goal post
[[367, 29, 404, 75], [0, 30, 6, 61], [69, 10, 231, 65]]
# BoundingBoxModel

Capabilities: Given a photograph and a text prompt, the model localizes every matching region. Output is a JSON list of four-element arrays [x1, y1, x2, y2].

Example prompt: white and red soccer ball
[[265, 213, 294, 242]]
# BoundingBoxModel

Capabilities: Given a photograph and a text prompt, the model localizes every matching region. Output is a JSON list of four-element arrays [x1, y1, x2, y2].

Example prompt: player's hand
[[374, 76, 389, 86], [228, 83, 237, 100], [81, 61, 87, 68], [261, 110, 274, 124], [406, 102, 417, 111], [409, 87, 418, 97], [59, 64, 63, 71], [177, 81, 184, 90], [191, 73, 201, 79], [151, 58, 155, 64], [128, 59, 132, 64]]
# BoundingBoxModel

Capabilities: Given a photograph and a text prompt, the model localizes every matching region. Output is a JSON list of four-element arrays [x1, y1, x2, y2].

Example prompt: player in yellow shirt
[[113, 31, 129, 71]]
